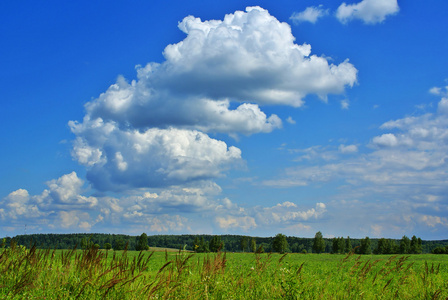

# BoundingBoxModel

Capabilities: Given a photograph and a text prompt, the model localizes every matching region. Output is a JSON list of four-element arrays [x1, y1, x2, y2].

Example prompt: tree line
[[312, 232, 424, 255], [2, 232, 446, 254]]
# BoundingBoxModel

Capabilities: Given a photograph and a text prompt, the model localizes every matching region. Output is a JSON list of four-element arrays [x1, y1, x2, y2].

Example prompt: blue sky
[[1, 0, 448, 239]]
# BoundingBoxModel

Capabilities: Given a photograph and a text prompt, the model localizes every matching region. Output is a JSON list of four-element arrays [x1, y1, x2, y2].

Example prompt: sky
[[1, 0, 448, 240]]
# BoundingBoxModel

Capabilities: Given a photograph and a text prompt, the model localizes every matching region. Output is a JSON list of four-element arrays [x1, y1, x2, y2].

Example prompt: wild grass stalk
[[0, 244, 447, 299]]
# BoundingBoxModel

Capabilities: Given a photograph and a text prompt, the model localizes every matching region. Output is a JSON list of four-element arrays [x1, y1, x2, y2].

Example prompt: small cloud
[[286, 116, 296, 124], [336, 0, 399, 25], [429, 87, 442, 95], [290, 5, 329, 24], [429, 86, 448, 97], [340, 99, 350, 110], [338, 144, 358, 153], [372, 133, 398, 147], [215, 216, 257, 231]]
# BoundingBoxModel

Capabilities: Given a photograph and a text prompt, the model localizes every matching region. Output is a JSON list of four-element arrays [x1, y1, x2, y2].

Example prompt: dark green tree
[[272, 233, 288, 253], [332, 238, 339, 254], [81, 237, 90, 250], [338, 237, 345, 253], [250, 238, 257, 253], [375, 238, 388, 254], [399, 235, 411, 254], [240, 236, 248, 252], [196, 236, 209, 253], [209, 235, 224, 252], [359, 237, 372, 254], [345, 236, 352, 253], [114, 239, 126, 251], [193, 237, 200, 252], [104, 243, 112, 250], [136, 233, 148, 251], [313, 231, 325, 254], [410, 235, 422, 254], [432, 246, 448, 254]]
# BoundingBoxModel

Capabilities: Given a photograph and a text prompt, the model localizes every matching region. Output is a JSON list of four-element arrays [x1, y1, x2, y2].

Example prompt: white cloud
[[160, 7, 356, 105], [290, 5, 329, 24], [336, 0, 399, 24], [429, 87, 442, 95], [372, 133, 398, 147], [1, 6, 363, 237], [255, 202, 327, 226], [0, 172, 103, 233], [429, 86, 448, 97], [1, 170, 332, 235], [437, 98, 448, 114], [420, 215, 447, 228], [216, 216, 257, 231], [70, 6, 357, 192], [286, 116, 296, 124], [58, 211, 93, 230], [340, 99, 350, 110], [2, 189, 42, 220], [263, 97, 448, 237], [81, 7, 357, 140], [46, 172, 83, 203], [70, 119, 242, 191], [339, 144, 358, 153]]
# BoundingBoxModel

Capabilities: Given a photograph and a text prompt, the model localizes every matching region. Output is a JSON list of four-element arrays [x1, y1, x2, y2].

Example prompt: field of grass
[[1, 243, 447, 299]]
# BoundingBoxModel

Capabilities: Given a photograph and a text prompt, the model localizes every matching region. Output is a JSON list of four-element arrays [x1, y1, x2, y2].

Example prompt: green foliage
[[410, 235, 422, 254], [400, 235, 411, 254], [432, 246, 448, 254], [358, 237, 372, 254], [136, 233, 148, 251], [209, 236, 224, 252], [194, 236, 209, 253], [240, 236, 248, 252], [114, 239, 126, 251], [345, 236, 352, 253], [103, 243, 112, 250], [313, 231, 325, 254], [272, 233, 288, 254], [375, 238, 397, 254], [332, 237, 346, 254], [250, 237, 257, 253], [3, 233, 444, 254]]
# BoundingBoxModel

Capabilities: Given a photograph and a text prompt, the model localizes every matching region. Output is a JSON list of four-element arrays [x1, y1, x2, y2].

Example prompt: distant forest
[[2, 233, 448, 254]]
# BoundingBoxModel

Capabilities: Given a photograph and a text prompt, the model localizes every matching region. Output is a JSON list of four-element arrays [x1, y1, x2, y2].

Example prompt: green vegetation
[[272, 233, 289, 254], [1, 240, 447, 299], [312, 231, 325, 254], [4, 233, 448, 254]]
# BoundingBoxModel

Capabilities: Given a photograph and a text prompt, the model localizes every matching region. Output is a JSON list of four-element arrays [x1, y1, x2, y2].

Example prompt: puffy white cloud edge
[[336, 0, 399, 24]]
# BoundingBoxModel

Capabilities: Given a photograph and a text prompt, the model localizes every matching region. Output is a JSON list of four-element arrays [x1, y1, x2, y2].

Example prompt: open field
[[1, 244, 447, 299]]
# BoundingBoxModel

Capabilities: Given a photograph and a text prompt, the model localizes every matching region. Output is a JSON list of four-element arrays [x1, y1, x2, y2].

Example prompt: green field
[[1, 244, 447, 299]]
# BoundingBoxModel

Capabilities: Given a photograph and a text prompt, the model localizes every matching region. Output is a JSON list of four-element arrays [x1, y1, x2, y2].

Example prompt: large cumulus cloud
[[70, 118, 241, 191], [70, 6, 357, 192]]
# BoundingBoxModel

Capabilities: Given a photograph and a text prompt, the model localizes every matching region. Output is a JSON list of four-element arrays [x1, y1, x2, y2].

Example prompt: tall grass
[[0, 241, 447, 299]]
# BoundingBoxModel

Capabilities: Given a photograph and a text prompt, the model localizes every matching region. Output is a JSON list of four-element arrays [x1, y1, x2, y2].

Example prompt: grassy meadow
[[1, 243, 447, 299]]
